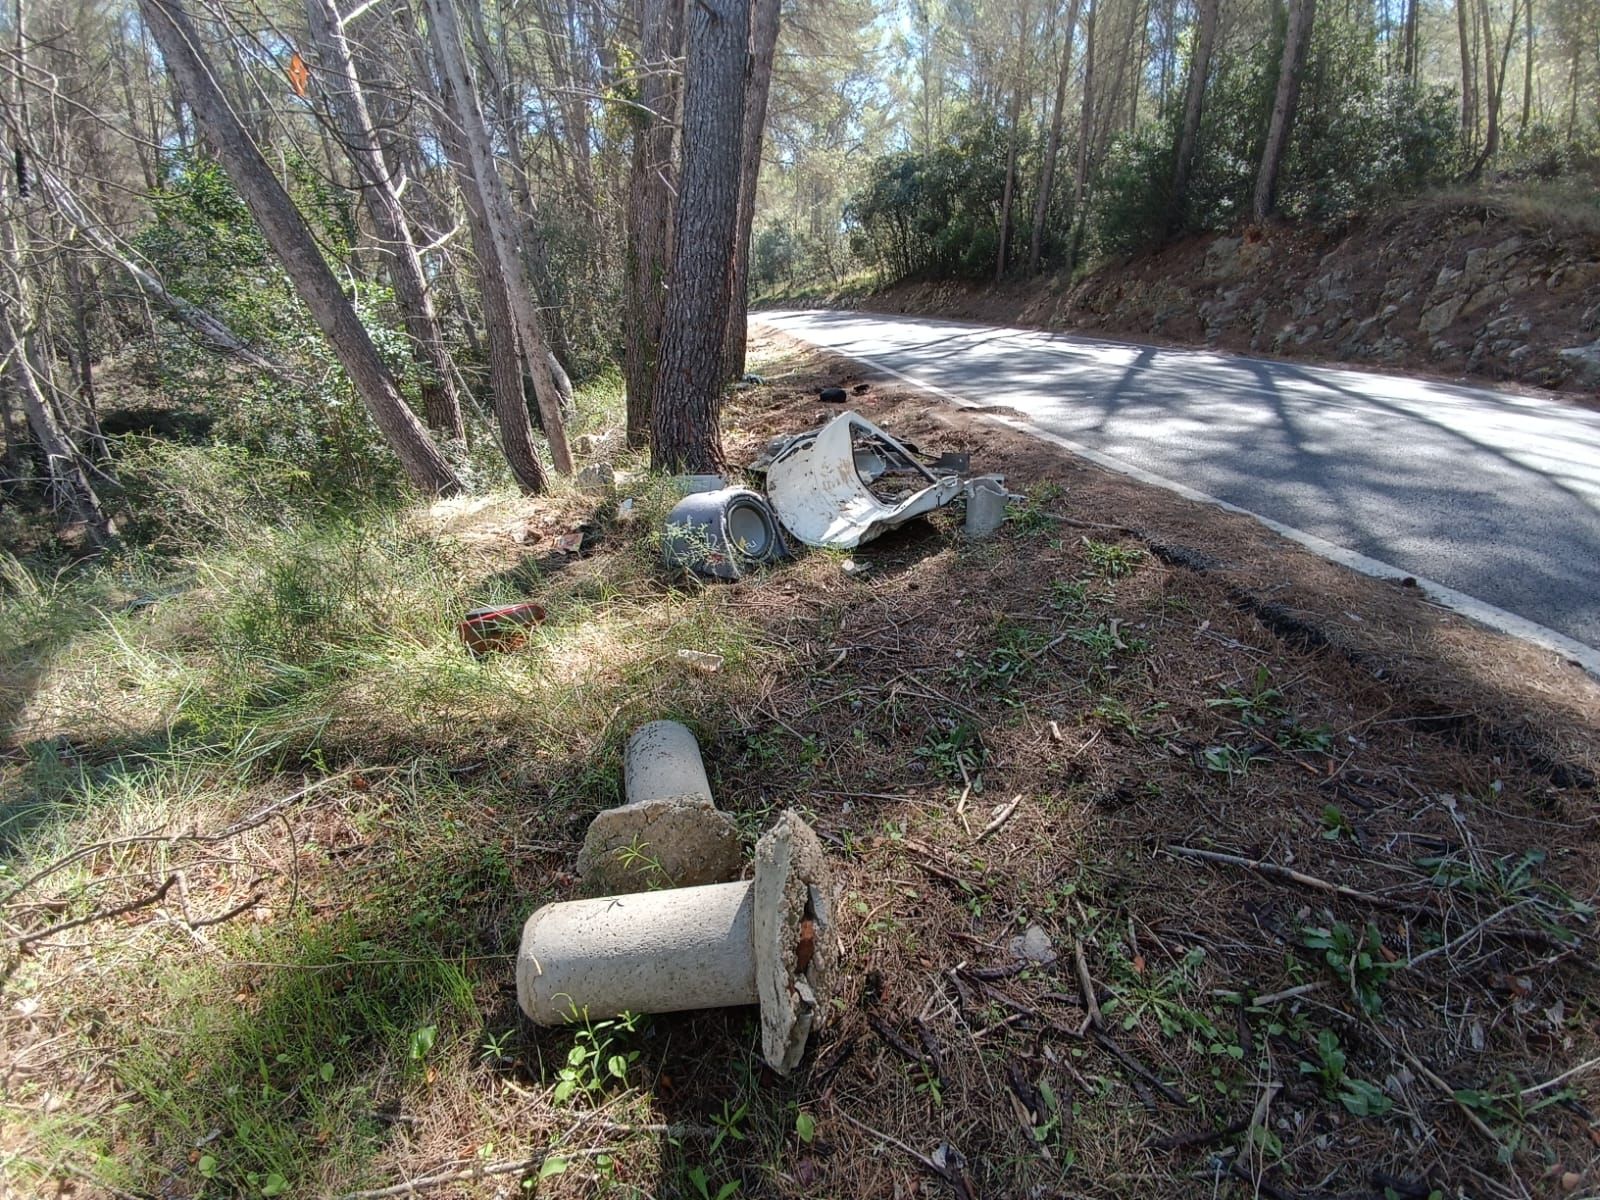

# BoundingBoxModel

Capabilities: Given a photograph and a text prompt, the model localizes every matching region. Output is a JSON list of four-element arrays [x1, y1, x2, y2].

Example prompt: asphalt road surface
[[756, 309, 1600, 668]]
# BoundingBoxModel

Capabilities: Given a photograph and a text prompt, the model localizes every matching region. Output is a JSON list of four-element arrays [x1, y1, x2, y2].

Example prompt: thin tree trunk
[[624, 0, 680, 448], [1253, 0, 1317, 222], [1066, 0, 1097, 273], [1170, 0, 1219, 232], [1457, 0, 1478, 152], [723, 0, 782, 383], [137, 0, 460, 496], [1520, 0, 1534, 132], [421, 0, 573, 477], [1402, 0, 1419, 77], [1028, 0, 1083, 274], [62, 249, 110, 462], [307, 0, 465, 443], [0, 211, 113, 544], [650, 0, 749, 473], [995, 86, 1022, 279], [1565, 32, 1579, 138], [1466, 0, 1521, 173]]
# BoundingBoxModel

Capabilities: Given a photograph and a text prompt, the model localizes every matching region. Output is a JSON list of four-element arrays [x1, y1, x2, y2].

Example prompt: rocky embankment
[[865, 201, 1600, 394]]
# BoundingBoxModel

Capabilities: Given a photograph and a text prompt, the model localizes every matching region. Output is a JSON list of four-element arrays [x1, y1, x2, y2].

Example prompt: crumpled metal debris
[[751, 410, 1004, 550]]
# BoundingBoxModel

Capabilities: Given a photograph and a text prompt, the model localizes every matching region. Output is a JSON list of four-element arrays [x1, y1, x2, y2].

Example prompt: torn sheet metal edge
[[762, 409, 1002, 550]]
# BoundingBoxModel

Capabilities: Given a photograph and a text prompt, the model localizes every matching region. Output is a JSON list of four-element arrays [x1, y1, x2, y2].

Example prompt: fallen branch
[[2, 770, 363, 906], [834, 1109, 975, 1200], [1165, 844, 1432, 916], [1074, 940, 1103, 1030], [1148, 1117, 1251, 1152], [1520, 1053, 1600, 1099], [16, 874, 177, 951], [1403, 1050, 1502, 1148], [1090, 1029, 1188, 1107], [976, 795, 1021, 841]]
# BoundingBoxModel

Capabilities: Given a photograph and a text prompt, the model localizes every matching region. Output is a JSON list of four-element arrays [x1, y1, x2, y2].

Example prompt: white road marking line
[[757, 318, 1600, 678]]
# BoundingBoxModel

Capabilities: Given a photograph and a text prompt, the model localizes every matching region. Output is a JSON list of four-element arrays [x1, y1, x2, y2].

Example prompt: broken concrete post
[[519, 811, 834, 1074], [575, 721, 741, 893], [963, 477, 1011, 538], [624, 718, 713, 805]]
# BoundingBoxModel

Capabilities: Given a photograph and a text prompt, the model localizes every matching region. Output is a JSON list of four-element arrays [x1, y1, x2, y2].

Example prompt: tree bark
[[1457, 0, 1478, 152], [1402, 0, 1419, 77], [623, 0, 681, 449], [307, 0, 465, 443], [723, 0, 782, 383], [1520, 0, 1534, 132], [1066, 0, 1097, 273], [421, 0, 574, 477], [1252, 0, 1317, 222], [137, 0, 461, 496], [994, 0, 1031, 281], [1170, 0, 1219, 232], [0, 209, 113, 545], [650, 0, 749, 473], [1028, 0, 1083, 273]]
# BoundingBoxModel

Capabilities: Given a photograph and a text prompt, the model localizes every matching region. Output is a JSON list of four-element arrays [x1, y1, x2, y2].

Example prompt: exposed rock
[[1008, 925, 1057, 964], [1558, 339, 1600, 384], [1420, 296, 1465, 336]]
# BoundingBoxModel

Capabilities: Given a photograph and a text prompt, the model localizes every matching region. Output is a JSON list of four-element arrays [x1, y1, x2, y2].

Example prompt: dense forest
[[0, 0, 1596, 547], [765, 0, 1600, 285]]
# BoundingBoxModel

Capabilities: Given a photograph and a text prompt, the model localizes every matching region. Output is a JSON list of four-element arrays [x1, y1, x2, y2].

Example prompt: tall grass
[[0, 431, 784, 1196]]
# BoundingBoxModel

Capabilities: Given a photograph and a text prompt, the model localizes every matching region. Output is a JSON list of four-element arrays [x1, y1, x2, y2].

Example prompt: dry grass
[[2, 340, 1598, 1199]]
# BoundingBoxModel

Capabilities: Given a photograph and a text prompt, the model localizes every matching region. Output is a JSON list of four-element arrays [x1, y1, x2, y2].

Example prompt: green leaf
[[407, 1025, 437, 1063], [607, 1054, 628, 1079], [538, 1157, 568, 1180], [197, 1155, 219, 1179], [567, 1045, 589, 1068], [260, 1173, 289, 1197], [795, 1112, 816, 1144], [318, 1062, 334, 1082]]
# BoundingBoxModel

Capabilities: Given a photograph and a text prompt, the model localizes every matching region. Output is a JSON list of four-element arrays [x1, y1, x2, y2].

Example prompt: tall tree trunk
[[994, 0, 1031, 281], [1170, 0, 1219, 232], [1520, 0, 1534, 132], [1457, 0, 1478, 152], [723, 0, 782, 383], [623, 0, 679, 451], [1066, 0, 1097, 273], [650, 0, 749, 473], [1479, 0, 1501, 161], [1402, 0, 1419, 77], [1028, 0, 1083, 274], [421, 0, 574, 477], [137, 0, 461, 496], [1479, 0, 1521, 165], [307, 0, 465, 443], [1565, 29, 1578, 138], [1252, 0, 1317, 222]]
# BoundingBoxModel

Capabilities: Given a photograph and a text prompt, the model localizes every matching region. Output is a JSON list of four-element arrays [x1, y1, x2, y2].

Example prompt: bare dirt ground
[[4, 331, 1598, 1199]]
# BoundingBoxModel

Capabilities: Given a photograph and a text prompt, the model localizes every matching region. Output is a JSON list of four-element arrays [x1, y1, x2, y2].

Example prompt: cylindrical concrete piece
[[517, 881, 757, 1023], [964, 478, 1010, 538], [624, 720, 713, 806]]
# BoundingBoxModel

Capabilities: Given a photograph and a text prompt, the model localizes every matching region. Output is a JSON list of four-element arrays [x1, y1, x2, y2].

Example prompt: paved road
[[756, 309, 1600, 666]]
